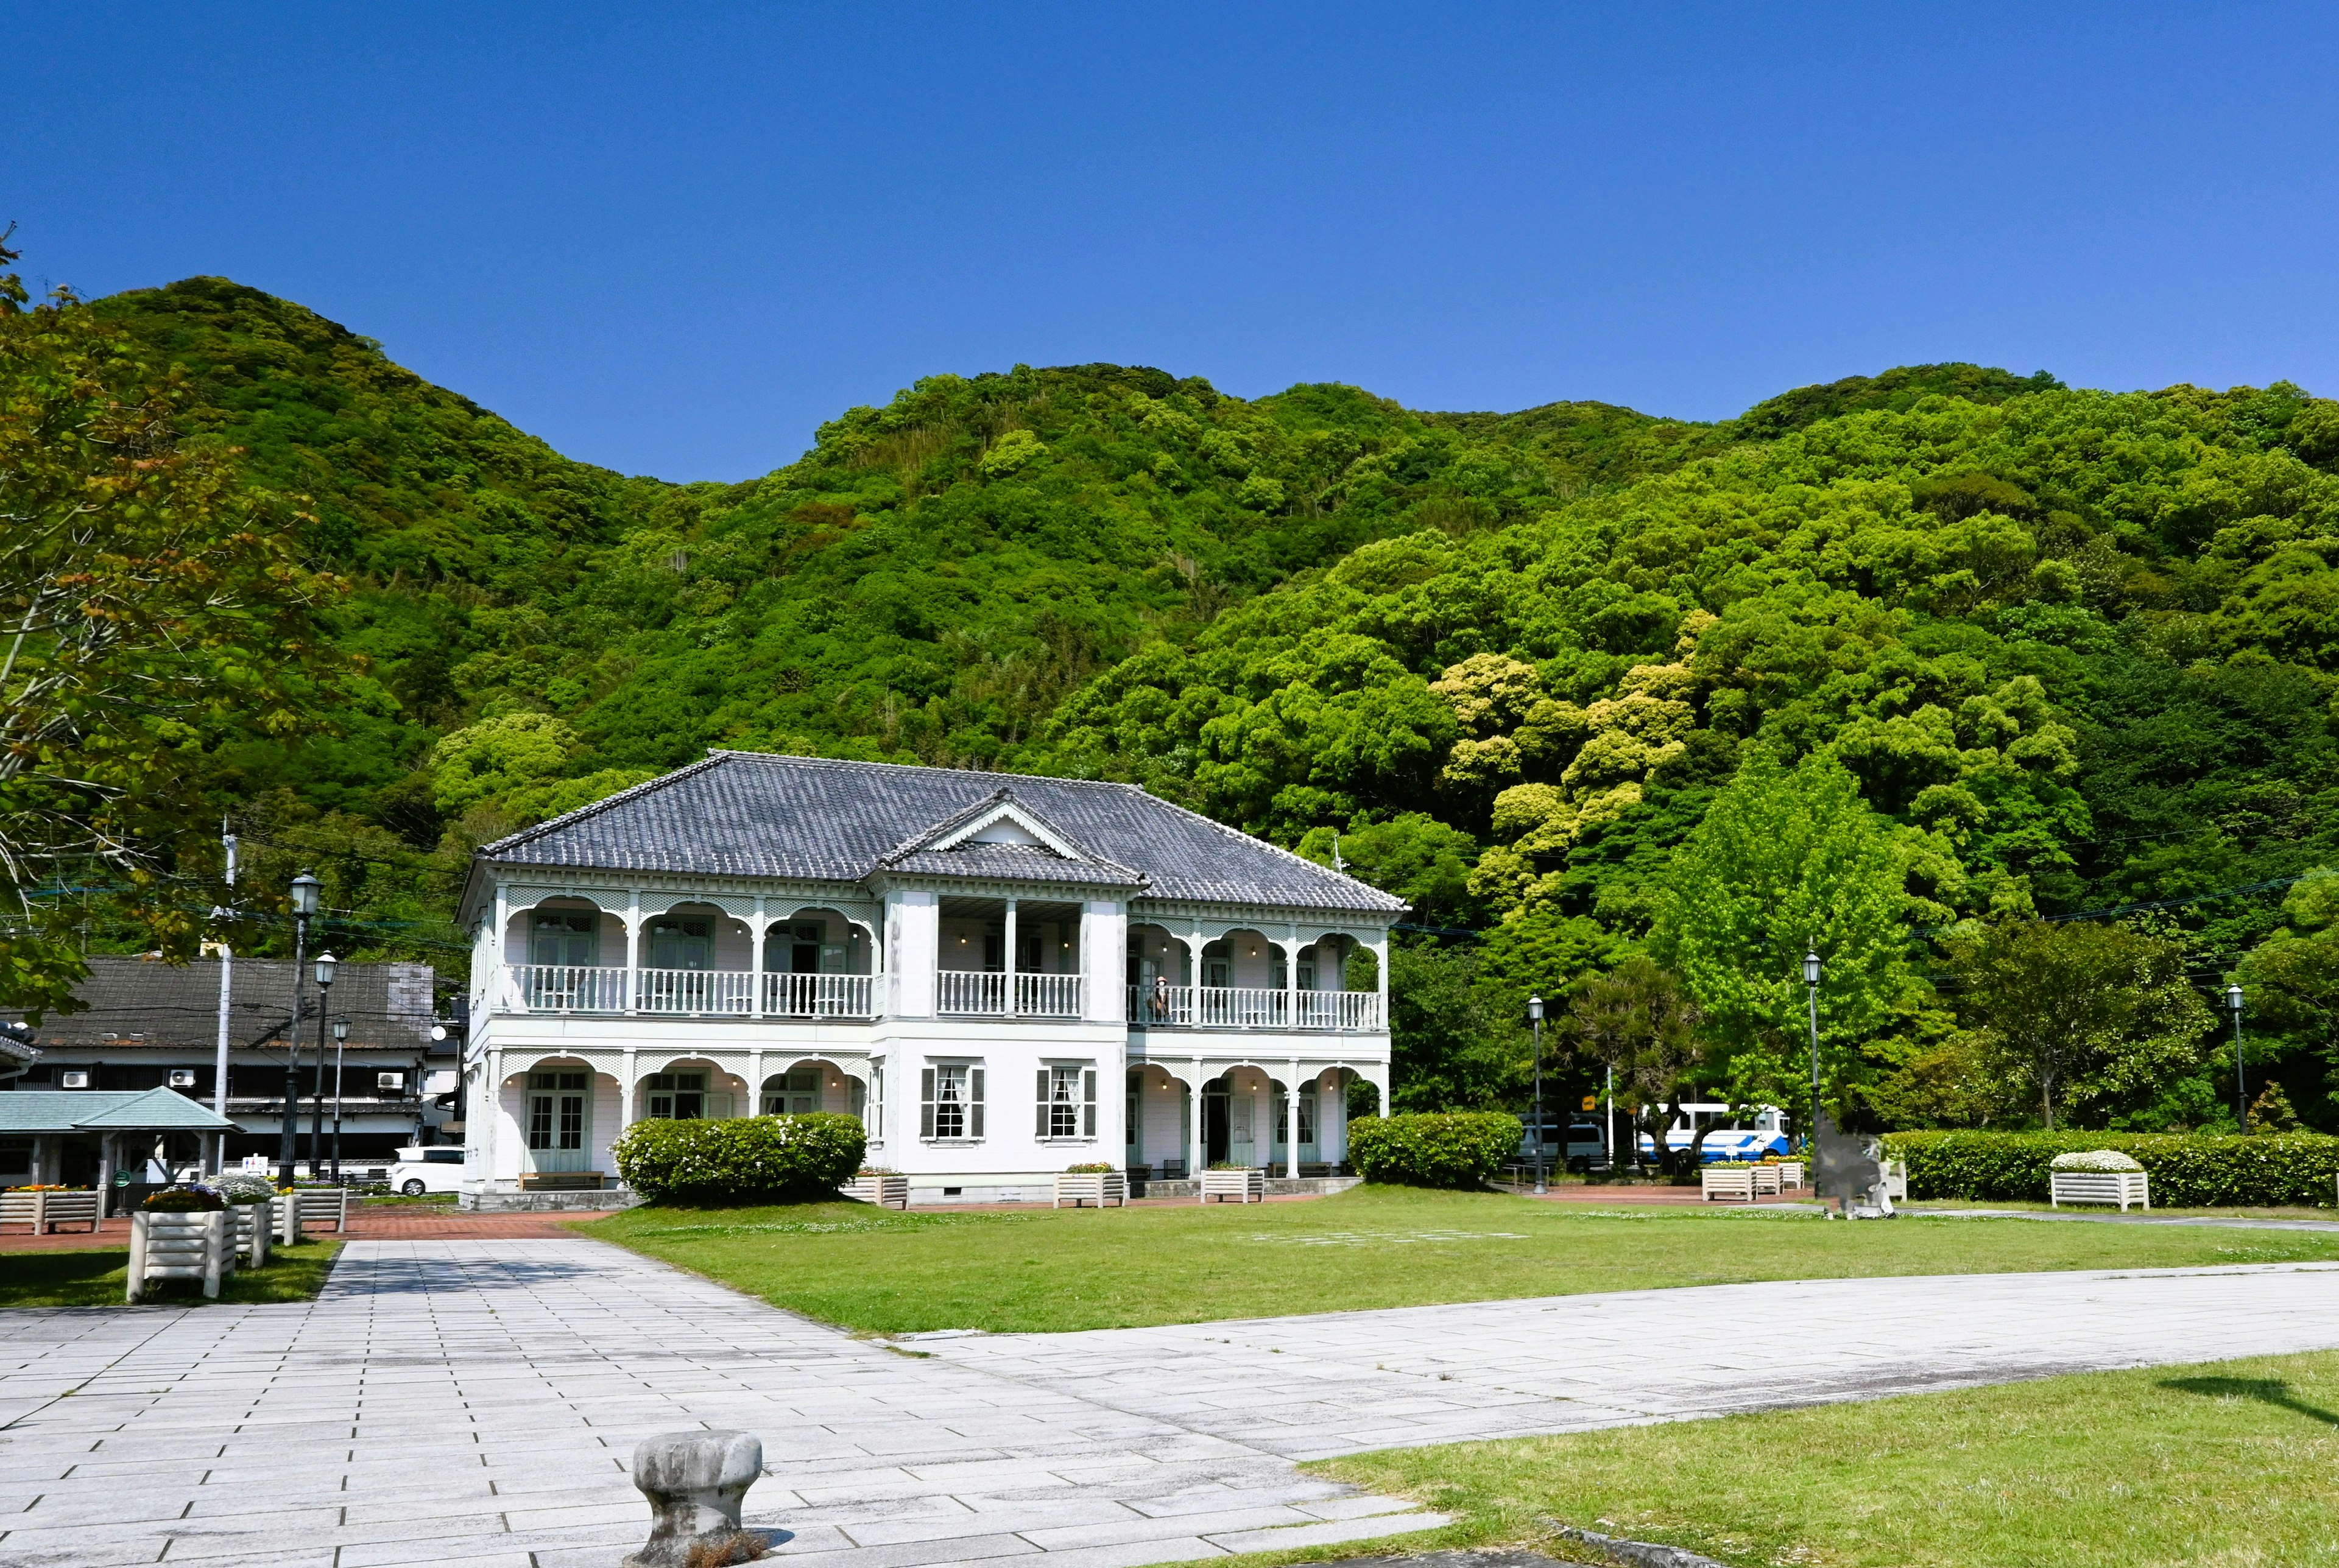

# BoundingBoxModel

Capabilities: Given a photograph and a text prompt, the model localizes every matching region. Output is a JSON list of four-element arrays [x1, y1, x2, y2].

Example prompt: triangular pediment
[[883, 789, 1090, 863]]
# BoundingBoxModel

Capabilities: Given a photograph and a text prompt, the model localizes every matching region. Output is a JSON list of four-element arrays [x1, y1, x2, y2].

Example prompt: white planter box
[[1053, 1172, 1127, 1208], [0, 1190, 101, 1234], [128, 1209, 234, 1301], [2051, 1170, 2150, 1211], [1773, 1161, 1805, 1191], [233, 1200, 273, 1265], [1199, 1168, 1265, 1203], [843, 1174, 909, 1209], [1702, 1167, 1757, 1202]]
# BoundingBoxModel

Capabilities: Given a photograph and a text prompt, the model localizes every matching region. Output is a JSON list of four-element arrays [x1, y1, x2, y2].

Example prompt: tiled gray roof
[[479, 753, 1405, 915], [1, 957, 437, 1053], [0, 1088, 237, 1134], [883, 845, 1146, 887]]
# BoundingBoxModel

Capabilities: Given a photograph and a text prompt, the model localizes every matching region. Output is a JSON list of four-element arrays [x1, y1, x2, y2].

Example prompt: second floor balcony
[[503, 965, 878, 1019], [1126, 983, 1382, 1032]]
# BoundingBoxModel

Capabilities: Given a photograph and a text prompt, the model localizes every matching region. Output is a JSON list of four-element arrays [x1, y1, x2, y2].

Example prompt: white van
[[387, 1147, 465, 1196]]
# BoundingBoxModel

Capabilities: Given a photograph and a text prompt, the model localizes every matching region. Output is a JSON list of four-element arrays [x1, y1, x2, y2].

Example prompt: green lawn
[[579, 1186, 2339, 1333], [0, 1240, 342, 1309], [1308, 1348, 2339, 1568]]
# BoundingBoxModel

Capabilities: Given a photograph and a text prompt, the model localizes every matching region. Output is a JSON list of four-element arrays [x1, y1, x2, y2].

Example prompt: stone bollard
[[624, 1429, 766, 1567]]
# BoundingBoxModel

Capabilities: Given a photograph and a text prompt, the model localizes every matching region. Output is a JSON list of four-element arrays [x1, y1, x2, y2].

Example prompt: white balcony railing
[[937, 970, 1087, 1018], [764, 972, 877, 1018], [1127, 983, 1383, 1031], [507, 964, 631, 1014], [499, 965, 875, 1018], [636, 967, 755, 1015], [1017, 972, 1085, 1018]]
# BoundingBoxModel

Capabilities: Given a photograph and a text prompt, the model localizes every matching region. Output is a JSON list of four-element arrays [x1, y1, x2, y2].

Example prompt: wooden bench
[[1701, 1167, 1758, 1202], [0, 1190, 101, 1234], [2050, 1170, 2149, 1211]]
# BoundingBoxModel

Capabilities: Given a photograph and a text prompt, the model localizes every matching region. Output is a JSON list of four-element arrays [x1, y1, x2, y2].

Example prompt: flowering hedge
[[612, 1114, 866, 1204], [1349, 1111, 1523, 1189], [1885, 1130, 2339, 1208]]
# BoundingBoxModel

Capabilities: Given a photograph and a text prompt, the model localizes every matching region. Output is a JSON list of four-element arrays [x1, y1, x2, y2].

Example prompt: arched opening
[[1199, 933, 1288, 1027], [637, 902, 755, 1014], [506, 898, 625, 1011], [636, 1058, 743, 1121], [1125, 1065, 1190, 1176], [764, 907, 875, 1016], [1125, 925, 1193, 1024]]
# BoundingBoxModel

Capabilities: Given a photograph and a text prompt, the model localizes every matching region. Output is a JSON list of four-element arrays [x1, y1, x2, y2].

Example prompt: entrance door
[[1229, 1086, 1255, 1167], [1203, 1077, 1230, 1166], [526, 1071, 592, 1172]]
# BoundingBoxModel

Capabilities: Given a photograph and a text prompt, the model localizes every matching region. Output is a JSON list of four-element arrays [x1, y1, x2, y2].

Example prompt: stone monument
[[625, 1429, 767, 1566]]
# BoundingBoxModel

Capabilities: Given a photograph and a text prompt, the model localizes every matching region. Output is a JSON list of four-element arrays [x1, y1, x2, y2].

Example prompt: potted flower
[[129, 1186, 234, 1301], [842, 1167, 909, 1209], [1200, 1162, 1265, 1203], [1053, 1162, 1126, 1209], [2049, 1149, 2149, 1211]]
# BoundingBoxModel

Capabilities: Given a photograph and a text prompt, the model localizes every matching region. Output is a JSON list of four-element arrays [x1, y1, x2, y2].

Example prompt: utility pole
[[211, 824, 236, 1172]]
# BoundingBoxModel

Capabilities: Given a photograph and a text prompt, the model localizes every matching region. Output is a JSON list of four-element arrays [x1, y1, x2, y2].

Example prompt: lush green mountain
[[75, 275, 2339, 1132]]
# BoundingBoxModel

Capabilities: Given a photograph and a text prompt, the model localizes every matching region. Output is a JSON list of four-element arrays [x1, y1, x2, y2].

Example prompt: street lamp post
[[330, 1015, 350, 1183], [1803, 947, 1824, 1152], [1527, 994, 1546, 1196], [2228, 983, 2246, 1129], [278, 872, 320, 1184], [311, 952, 337, 1179]]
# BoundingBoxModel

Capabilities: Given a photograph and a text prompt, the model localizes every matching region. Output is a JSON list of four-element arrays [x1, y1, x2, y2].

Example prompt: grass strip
[[1311, 1348, 2339, 1567], [0, 1239, 342, 1309], [580, 1184, 2339, 1333]]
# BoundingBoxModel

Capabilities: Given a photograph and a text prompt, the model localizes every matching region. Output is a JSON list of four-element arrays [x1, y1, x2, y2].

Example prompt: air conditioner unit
[[59, 1070, 90, 1089], [168, 1069, 197, 1089], [377, 1071, 406, 1092]]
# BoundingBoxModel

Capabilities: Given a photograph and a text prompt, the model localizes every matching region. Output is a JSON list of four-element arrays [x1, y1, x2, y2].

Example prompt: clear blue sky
[[12, 2, 2339, 480]]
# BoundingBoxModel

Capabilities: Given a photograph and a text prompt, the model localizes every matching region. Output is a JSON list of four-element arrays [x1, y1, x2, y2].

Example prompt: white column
[[1003, 898, 1018, 1016], [747, 1049, 764, 1114], [481, 1049, 502, 1185], [624, 890, 643, 1015], [619, 1047, 638, 1136], [1082, 900, 1127, 1023], [1371, 929, 1390, 1030], [892, 890, 939, 1018], [749, 896, 767, 1018], [1188, 1064, 1206, 1180]]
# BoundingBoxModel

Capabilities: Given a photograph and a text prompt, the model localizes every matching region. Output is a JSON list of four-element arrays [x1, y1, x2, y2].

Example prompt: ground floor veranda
[[465, 1033, 1389, 1201]]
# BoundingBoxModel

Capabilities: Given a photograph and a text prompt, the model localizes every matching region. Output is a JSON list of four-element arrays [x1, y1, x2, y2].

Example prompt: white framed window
[[1037, 1063, 1096, 1139], [867, 1061, 884, 1140], [921, 1061, 984, 1140], [644, 1071, 731, 1120]]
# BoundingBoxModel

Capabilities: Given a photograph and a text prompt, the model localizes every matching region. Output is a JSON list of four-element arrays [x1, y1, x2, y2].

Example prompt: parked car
[[387, 1147, 465, 1196]]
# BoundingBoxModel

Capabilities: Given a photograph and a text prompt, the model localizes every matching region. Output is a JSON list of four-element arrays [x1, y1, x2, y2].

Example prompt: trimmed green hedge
[[613, 1113, 866, 1204], [1885, 1130, 2339, 1209], [1349, 1111, 1523, 1189]]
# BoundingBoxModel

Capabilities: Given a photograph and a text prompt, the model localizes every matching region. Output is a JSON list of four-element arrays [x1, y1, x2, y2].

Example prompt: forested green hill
[[82, 277, 2339, 1133]]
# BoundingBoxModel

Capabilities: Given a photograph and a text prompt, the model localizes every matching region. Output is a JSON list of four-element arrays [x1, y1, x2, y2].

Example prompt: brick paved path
[[3, 1242, 2337, 1568], [0, 1207, 619, 1253]]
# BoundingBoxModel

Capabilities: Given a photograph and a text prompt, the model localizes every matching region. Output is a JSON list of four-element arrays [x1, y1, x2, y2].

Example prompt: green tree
[[1941, 920, 2212, 1128], [1562, 955, 1711, 1176], [1387, 940, 1517, 1111], [0, 239, 341, 1013], [1651, 752, 1929, 1123]]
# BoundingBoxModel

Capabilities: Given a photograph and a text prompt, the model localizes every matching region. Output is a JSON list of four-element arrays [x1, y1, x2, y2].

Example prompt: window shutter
[[1083, 1069, 1096, 1137], [1037, 1069, 1051, 1137], [970, 1067, 985, 1139], [920, 1067, 936, 1139]]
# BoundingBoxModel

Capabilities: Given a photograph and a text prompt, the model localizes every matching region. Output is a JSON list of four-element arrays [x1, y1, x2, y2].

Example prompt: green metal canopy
[[0, 1089, 238, 1135]]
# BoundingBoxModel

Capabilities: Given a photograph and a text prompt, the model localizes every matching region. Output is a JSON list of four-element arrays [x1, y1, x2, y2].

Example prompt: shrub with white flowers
[[2050, 1149, 2145, 1173], [613, 1113, 866, 1204]]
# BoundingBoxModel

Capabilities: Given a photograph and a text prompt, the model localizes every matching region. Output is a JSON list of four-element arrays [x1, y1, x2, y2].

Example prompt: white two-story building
[[456, 751, 1402, 1206]]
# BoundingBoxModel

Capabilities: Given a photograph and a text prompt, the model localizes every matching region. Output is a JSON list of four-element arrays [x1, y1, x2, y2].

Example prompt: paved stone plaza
[[3, 1242, 2337, 1568]]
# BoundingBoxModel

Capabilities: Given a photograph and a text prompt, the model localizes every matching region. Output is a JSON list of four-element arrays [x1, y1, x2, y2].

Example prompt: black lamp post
[[311, 952, 337, 1178], [330, 1014, 350, 1183], [1803, 946, 1824, 1151], [1527, 994, 1547, 1195], [2228, 982, 2246, 1129], [278, 872, 320, 1184]]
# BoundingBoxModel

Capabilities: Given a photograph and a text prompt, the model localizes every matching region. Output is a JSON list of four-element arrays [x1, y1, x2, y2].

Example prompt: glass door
[[525, 1070, 592, 1173]]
